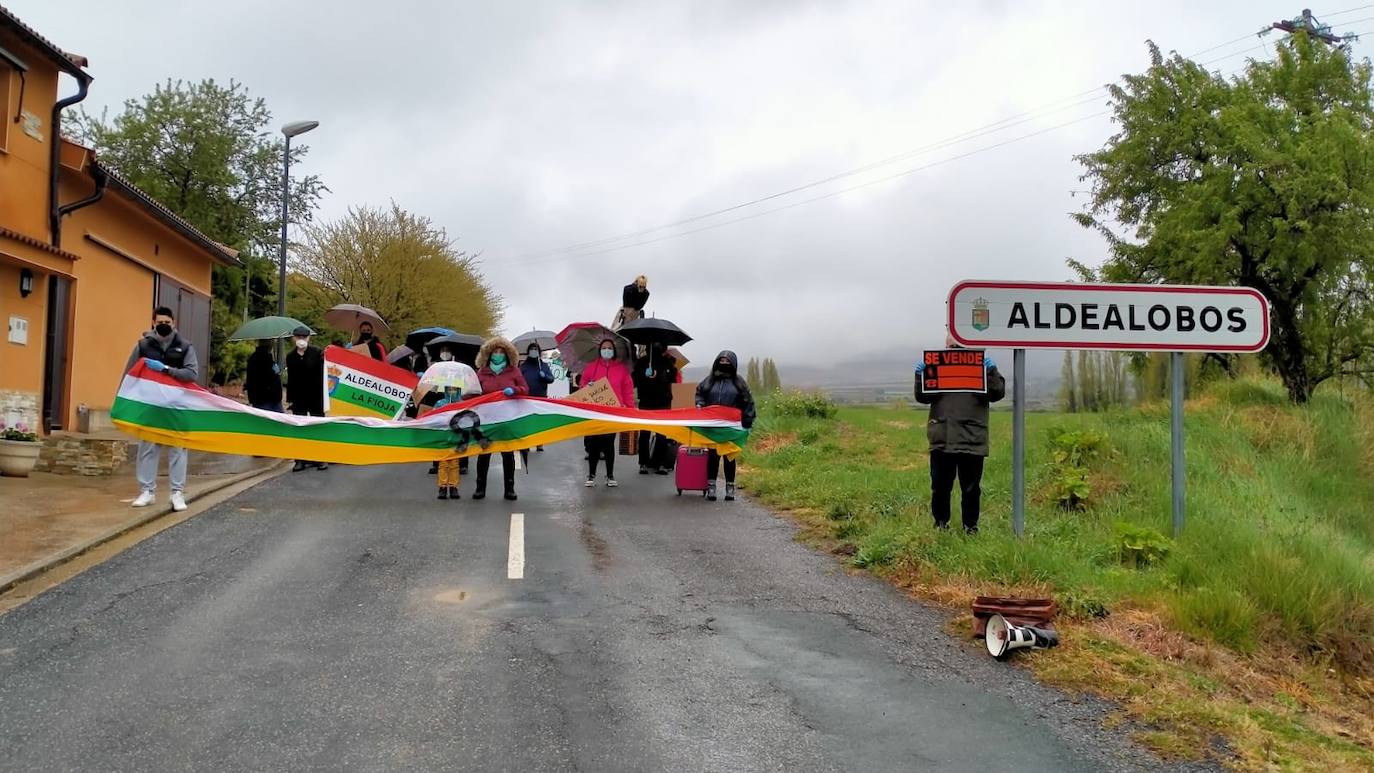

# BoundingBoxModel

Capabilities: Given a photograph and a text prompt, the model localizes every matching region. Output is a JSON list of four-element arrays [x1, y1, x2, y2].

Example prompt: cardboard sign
[[921, 349, 987, 394], [670, 382, 697, 410], [566, 378, 621, 407]]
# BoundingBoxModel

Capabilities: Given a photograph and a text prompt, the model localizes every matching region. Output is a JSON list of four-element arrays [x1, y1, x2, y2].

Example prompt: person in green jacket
[[914, 336, 1006, 533]]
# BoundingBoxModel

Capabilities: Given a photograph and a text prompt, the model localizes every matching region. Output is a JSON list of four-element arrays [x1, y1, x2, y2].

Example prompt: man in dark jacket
[[245, 340, 283, 412], [284, 326, 328, 472], [695, 350, 756, 501], [914, 340, 1006, 533], [126, 306, 200, 512], [634, 342, 678, 474]]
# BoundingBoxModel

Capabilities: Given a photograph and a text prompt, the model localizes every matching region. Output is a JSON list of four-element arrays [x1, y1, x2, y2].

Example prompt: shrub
[[1044, 428, 1110, 510], [765, 389, 838, 420], [1113, 522, 1171, 568]]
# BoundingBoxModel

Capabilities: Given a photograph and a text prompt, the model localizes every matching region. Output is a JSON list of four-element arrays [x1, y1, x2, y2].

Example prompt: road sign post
[[947, 281, 1270, 537]]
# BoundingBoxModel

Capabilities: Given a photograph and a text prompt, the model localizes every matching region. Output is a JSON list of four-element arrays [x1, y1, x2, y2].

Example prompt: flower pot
[[0, 438, 41, 477]]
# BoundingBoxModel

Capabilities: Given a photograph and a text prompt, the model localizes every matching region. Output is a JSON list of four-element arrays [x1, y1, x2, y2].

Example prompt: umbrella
[[386, 345, 416, 365], [228, 316, 312, 342], [513, 329, 558, 352], [667, 347, 689, 370], [405, 326, 455, 351], [617, 317, 692, 347], [413, 361, 481, 402], [325, 304, 389, 333], [555, 322, 631, 374], [425, 333, 484, 367]]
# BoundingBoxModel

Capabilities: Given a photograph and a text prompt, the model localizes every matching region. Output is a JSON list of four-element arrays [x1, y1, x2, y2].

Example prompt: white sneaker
[[584, 477, 595, 487], [606, 478, 619, 488], [170, 492, 188, 512], [131, 491, 155, 508]]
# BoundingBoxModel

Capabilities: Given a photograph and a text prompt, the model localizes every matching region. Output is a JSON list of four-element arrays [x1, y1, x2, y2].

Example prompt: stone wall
[[34, 432, 128, 476], [0, 389, 39, 433]]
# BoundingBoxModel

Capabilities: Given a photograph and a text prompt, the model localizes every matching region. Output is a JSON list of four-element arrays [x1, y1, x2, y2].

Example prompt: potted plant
[[0, 420, 41, 477]]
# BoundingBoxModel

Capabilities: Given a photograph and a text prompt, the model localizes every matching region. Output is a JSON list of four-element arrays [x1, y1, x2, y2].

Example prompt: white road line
[[508, 513, 525, 580]]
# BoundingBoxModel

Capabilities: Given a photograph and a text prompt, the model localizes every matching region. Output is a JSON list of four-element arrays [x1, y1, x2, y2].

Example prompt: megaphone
[[985, 613, 1060, 660]]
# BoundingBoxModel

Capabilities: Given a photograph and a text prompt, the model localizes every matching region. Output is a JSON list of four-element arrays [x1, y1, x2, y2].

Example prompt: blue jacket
[[519, 357, 556, 398]]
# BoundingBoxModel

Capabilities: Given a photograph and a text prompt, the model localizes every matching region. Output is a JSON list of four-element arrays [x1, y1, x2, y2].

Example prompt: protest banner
[[322, 345, 419, 419]]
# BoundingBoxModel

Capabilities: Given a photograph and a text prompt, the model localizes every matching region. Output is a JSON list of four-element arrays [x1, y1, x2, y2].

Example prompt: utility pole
[[1267, 8, 1359, 47]]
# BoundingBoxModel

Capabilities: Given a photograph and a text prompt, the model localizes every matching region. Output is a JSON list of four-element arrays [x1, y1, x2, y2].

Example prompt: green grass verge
[[743, 380, 1374, 769]]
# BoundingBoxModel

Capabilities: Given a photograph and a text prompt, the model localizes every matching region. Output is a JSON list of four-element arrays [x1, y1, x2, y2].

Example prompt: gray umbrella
[[513, 329, 558, 352]]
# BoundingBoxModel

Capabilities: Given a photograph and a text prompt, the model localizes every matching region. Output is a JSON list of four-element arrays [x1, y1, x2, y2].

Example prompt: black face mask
[[358, 331, 372, 341], [154, 323, 173, 337]]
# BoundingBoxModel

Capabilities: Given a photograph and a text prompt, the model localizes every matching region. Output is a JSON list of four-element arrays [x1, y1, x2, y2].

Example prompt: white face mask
[[294, 339, 308, 350], [439, 351, 454, 361], [528, 350, 540, 359], [600, 349, 615, 360]]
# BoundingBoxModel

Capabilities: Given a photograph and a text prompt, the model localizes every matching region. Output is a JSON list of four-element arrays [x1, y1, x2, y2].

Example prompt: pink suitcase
[[675, 446, 710, 496]]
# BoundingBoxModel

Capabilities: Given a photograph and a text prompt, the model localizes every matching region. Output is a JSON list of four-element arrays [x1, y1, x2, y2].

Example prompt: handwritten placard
[[921, 349, 987, 394], [565, 378, 621, 407]]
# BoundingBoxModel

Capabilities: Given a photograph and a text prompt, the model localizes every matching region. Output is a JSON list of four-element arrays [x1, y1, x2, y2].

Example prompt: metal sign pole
[[1012, 348, 1026, 538], [1171, 351, 1185, 537]]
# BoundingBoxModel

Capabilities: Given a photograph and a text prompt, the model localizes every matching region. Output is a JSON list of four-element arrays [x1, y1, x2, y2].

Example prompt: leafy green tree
[[1074, 34, 1374, 402], [746, 357, 762, 391], [292, 203, 502, 338], [75, 79, 326, 381]]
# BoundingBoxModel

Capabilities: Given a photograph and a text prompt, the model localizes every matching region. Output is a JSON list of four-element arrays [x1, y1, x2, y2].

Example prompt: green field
[[743, 382, 1374, 770]]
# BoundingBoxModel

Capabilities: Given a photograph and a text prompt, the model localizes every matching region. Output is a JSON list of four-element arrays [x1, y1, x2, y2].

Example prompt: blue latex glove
[[272, 363, 280, 374], [914, 362, 926, 374], [645, 367, 655, 378], [502, 387, 515, 397], [143, 358, 167, 372], [985, 357, 997, 370]]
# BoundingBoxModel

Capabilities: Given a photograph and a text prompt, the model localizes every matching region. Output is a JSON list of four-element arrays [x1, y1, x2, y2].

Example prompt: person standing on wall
[[285, 326, 329, 472], [614, 275, 649, 329], [913, 335, 1006, 533], [126, 306, 199, 512], [245, 340, 283, 413]]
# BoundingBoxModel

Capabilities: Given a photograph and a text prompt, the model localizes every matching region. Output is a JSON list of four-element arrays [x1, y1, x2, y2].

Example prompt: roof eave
[[99, 168, 243, 269], [0, 5, 92, 80]]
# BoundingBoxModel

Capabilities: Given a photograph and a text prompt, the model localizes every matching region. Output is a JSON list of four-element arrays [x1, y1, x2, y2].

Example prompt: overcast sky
[[14, 1, 1374, 366]]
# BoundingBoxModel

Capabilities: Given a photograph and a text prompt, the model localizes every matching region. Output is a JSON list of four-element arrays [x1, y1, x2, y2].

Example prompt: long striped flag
[[111, 362, 747, 464]]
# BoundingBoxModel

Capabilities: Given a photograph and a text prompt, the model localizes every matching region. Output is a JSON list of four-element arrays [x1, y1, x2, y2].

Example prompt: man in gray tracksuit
[[914, 341, 1005, 533], [124, 306, 199, 512]]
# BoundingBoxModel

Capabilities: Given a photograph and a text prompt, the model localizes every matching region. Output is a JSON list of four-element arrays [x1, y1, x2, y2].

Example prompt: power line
[[497, 24, 1351, 263], [1319, 3, 1374, 19], [503, 110, 1111, 267]]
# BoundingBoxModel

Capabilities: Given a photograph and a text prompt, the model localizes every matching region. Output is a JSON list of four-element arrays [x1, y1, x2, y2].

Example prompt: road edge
[[0, 460, 289, 595]]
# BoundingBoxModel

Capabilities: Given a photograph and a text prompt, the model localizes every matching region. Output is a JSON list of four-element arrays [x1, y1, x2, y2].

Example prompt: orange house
[[0, 7, 237, 435]]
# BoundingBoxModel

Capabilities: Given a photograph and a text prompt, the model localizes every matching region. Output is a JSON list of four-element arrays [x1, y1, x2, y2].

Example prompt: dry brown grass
[[750, 432, 798, 455]]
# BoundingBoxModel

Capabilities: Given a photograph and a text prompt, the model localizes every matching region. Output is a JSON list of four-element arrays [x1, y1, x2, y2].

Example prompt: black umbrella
[[404, 326, 456, 351], [617, 317, 692, 347], [425, 333, 483, 367]]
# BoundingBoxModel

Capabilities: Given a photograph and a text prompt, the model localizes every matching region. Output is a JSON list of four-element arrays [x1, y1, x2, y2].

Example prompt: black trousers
[[586, 434, 616, 477], [292, 406, 325, 464], [476, 452, 515, 494], [706, 450, 736, 483], [930, 450, 985, 529], [639, 431, 673, 469]]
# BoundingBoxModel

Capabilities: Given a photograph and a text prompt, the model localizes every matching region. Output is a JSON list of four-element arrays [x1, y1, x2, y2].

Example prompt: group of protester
[[125, 293, 998, 533]]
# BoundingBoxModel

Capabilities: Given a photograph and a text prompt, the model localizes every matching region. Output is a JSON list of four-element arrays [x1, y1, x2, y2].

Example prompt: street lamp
[[277, 120, 319, 358]]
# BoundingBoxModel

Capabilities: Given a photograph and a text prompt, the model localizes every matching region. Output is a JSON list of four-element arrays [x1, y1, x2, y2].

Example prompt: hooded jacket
[[475, 337, 529, 396], [581, 343, 635, 408], [519, 353, 556, 398], [695, 350, 756, 429], [914, 362, 1006, 456]]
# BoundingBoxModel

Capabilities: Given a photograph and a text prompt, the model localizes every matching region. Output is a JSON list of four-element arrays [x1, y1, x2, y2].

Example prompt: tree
[[75, 79, 326, 381], [746, 358, 762, 391], [762, 358, 782, 392], [292, 203, 502, 338], [1074, 34, 1374, 402]]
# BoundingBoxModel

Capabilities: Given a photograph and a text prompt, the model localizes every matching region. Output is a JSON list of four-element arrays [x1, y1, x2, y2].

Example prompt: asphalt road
[[0, 442, 1209, 772]]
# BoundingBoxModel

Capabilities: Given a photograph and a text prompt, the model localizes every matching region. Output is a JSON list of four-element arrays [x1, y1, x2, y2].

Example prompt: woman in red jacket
[[474, 337, 529, 501], [580, 336, 634, 488]]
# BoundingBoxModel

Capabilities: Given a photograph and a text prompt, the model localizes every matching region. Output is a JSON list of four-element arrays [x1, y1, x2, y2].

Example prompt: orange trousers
[[437, 459, 461, 488]]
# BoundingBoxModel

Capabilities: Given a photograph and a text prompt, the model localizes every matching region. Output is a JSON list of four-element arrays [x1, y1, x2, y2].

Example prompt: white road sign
[[947, 281, 1270, 352]]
